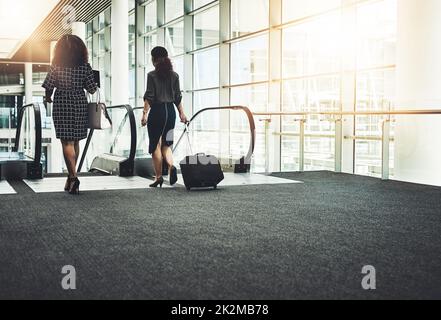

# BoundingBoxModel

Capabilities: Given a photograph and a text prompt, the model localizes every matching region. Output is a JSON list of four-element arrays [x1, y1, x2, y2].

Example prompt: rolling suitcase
[[178, 123, 224, 190], [180, 153, 224, 190]]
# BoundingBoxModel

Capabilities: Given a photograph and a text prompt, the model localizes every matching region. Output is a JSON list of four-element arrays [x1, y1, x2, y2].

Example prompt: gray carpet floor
[[0, 171, 440, 300]]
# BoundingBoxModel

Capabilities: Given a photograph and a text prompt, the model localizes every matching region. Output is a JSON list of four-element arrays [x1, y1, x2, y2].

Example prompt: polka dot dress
[[42, 63, 97, 141]]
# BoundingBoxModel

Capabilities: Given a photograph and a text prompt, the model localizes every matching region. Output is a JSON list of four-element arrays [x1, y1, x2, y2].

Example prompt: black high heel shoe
[[64, 177, 71, 192], [169, 166, 178, 186], [149, 177, 164, 188], [68, 178, 80, 195]]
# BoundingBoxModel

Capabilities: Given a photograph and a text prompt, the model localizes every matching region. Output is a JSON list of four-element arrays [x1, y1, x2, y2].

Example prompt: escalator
[[78, 104, 136, 176], [0, 103, 43, 180], [133, 106, 256, 177]]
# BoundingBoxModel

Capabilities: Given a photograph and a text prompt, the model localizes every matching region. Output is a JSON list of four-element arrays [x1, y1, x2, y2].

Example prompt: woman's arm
[[42, 66, 56, 102], [173, 75, 187, 123], [141, 100, 151, 127], [44, 90, 53, 103], [84, 63, 98, 94], [176, 103, 188, 123]]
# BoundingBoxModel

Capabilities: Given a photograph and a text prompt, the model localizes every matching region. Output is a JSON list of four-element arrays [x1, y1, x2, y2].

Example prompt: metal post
[[299, 118, 305, 172], [219, 0, 232, 165], [264, 118, 271, 175], [8, 107, 12, 155], [382, 119, 391, 180], [77, 129, 94, 173], [335, 118, 343, 173], [269, 0, 282, 173]]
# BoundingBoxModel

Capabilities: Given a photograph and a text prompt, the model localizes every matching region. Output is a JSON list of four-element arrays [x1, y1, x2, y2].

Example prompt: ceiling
[[0, 0, 60, 59], [0, 0, 111, 63]]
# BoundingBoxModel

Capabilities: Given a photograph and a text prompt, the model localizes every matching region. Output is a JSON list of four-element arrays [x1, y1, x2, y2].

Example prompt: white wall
[[394, 0, 441, 186]]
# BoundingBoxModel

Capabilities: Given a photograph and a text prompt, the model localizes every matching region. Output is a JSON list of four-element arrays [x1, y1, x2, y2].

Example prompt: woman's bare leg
[[152, 140, 163, 180], [74, 141, 80, 164], [61, 140, 77, 178], [161, 145, 173, 169]]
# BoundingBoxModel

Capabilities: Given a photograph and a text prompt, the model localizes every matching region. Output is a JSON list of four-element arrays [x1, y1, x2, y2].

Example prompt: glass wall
[[79, 0, 398, 175], [281, 11, 342, 171], [354, 0, 397, 177], [86, 7, 112, 105]]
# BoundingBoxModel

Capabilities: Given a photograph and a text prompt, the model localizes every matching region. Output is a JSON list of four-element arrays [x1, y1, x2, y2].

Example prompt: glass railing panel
[[169, 107, 255, 171], [354, 114, 381, 177], [133, 108, 149, 158], [280, 116, 300, 171], [0, 73, 23, 85], [0, 107, 15, 155], [79, 106, 134, 173], [304, 115, 335, 171], [13, 104, 42, 172]]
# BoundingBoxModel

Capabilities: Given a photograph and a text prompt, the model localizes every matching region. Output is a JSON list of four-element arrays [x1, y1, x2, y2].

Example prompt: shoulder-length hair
[[52, 35, 89, 67], [151, 46, 173, 80]]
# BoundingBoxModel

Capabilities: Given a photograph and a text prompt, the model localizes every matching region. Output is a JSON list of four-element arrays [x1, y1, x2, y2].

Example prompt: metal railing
[[173, 106, 256, 169], [13, 103, 42, 167], [253, 109, 441, 180], [78, 104, 137, 174], [133, 105, 256, 164]]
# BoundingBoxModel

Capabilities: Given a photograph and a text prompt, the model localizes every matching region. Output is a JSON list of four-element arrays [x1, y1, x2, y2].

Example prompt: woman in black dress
[[42, 35, 98, 194], [141, 46, 188, 188]]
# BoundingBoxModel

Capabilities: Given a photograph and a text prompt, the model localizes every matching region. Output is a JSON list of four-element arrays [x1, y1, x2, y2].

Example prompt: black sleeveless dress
[[143, 70, 182, 154]]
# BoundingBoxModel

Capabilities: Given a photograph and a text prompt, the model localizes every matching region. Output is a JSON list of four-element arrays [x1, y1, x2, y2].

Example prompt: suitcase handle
[[185, 122, 194, 155]]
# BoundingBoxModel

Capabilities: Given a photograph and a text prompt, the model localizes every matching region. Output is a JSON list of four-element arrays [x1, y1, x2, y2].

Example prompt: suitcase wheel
[[186, 186, 191, 191], [213, 185, 217, 190]]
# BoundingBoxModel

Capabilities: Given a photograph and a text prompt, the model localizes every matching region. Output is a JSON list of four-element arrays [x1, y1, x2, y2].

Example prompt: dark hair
[[151, 46, 173, 79], [52, 35, 89, 67]]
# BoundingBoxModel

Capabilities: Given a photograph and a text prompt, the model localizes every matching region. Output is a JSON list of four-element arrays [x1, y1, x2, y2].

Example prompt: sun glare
[[0, 0, 60, 58]]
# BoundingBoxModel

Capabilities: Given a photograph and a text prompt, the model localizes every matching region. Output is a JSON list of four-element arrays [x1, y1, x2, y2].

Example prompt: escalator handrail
[[106, 104, 137, 163], [133, 105, 256, 163], [13, 103, 42, 166], [173, 106, 256, 164], [78, 104, 136, 173]]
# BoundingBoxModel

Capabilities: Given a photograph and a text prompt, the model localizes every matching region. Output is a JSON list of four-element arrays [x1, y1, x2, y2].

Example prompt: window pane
[[98, 12, 106, 30], [355, 68, 395, 177], [144, 33, 158, 70], [166, 21, 184, 56], [193, 0, 213, 10], [173, 55, 184, 78], [145, 0, 157, 33], [193, 47, 219, 89], [193, 5, 219, 50], [166, 0, 183, 22], [231, 35, 268, 84], [356, 0, 397, 69], [231, 84, 268, 172], [129, 0, 135, 11], [282, 76, 340, 112], [282, 76, 340, 171], [128, 13, 136, 69], [129, 69, 136, 101], [231, 0, 269, 37], [282, 13, 341, 78], [129, 12, 136, 102], [281, 126, 300, 171], [191, 90, 220, 156], [98, 33, 106, 55], [86, 22, 93, 38], [283, 0, 341, 22], [86, 38, 93, 55]]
